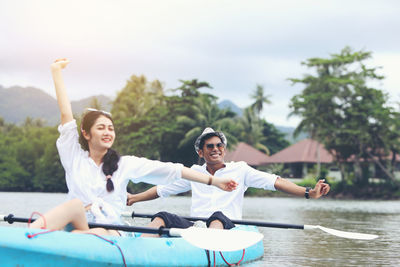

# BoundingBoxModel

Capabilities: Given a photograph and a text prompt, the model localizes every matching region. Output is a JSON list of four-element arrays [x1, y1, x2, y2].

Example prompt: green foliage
[[331, 182, 400, 199], [289, 46, 400, 185], [177, 93, 239, 154], [32, 129, 66, 192], [237, 85, 275, 155], [2, 61, 400, 199], [0, 118, 66, 192], [244, 187, 274, 197], [0, 155, 30, 191], [127, 181, 154, 194], [250, 84, 271, 117], [89, 96, 103, 110], [0, 75, 301, 194], [258, 163, 283, 174], [174, 79, 212, 98], [260, 120, 290, 155], [111, 75, 164, 121], [295, 177, 317, 187], [238, 108, 268, 153], [114, 79, 242, 169]]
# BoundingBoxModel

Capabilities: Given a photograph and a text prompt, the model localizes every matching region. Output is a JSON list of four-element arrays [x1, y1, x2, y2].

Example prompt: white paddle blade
[[314, 225, 378, 240], [170, 227, 264, 252]]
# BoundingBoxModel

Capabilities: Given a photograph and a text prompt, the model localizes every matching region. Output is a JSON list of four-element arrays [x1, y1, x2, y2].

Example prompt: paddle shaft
[[2, 213, 377, 240], [127, 212, 304, 230], [125, 212, 378, 240], [2, 214, 172, 235]]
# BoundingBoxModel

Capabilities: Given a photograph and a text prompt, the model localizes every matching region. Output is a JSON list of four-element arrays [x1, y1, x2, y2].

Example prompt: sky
[[0, 0, 399, 127]]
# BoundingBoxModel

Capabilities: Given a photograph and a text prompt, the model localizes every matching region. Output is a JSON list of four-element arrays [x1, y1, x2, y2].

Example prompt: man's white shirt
[[157, 161, 278, 219]]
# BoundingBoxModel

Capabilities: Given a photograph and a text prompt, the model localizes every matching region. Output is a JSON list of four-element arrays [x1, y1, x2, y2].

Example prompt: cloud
[[0, 0, 399, 126]]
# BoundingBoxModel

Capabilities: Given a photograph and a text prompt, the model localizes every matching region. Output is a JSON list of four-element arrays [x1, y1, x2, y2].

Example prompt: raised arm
[[127, 167, 238, 205], [127, 176, 196, 206], [51, 58, 73, 125], [181, 166, 238, 191], [127, 186, 158, 206], [274, 178, 330, 199]]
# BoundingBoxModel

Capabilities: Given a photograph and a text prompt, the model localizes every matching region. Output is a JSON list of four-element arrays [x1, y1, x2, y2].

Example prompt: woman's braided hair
[[79, 110, 120, 192]]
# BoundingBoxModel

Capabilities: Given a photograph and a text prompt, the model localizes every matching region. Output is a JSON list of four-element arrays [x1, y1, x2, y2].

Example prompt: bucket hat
[[194, 127, 227, 154]]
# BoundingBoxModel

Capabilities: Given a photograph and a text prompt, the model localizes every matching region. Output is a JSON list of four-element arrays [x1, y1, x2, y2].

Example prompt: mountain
[[218, 100, 243, 116], [276, 125, 309, 143], [0, 85, 59, 125], [0, 86, 307, 143], [217, 99, 308, 143], [71, 95, 113, 116], [0, 85, 112, 126]]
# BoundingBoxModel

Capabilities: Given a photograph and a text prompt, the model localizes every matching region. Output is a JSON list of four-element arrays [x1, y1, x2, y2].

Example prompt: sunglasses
[[85, 108, 112, 117], [205, 142, 225, 150]]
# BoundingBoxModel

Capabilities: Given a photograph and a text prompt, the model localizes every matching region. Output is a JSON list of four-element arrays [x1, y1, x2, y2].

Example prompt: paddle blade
[[171, 227, 263, 252], [317, 225, 378, 240]]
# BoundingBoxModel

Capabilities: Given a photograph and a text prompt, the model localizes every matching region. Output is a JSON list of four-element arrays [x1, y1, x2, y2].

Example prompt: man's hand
[[310, 179, 330, 198]]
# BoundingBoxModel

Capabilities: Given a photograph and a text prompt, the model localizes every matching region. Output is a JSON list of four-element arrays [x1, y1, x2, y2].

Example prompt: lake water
[[1, 192, 399, 266]]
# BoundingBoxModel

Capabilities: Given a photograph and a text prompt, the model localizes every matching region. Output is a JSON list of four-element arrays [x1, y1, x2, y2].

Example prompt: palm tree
[[239, 107, 269, 155], [111, 75, 165, 121], [89, 96, 103, 110], [177, 94, 238, 150], [246, 84, 273, 155], [250, 84, 271, 117], [175, 79, 212, 97]]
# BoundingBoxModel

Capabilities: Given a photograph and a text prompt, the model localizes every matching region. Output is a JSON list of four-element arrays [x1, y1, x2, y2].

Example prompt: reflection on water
[[1, 193, 399, 266]]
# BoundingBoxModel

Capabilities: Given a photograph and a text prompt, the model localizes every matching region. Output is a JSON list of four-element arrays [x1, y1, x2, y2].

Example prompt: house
[[262, 138, 400, 182], [225, 139, 400, 182], [225, 142, 270, 167], [262, 139, 336, 179]]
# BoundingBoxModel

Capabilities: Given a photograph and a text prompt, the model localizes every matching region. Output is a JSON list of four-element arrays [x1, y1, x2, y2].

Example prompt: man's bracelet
[[207, 176, 213, 186], [305, 187, 311, 199]]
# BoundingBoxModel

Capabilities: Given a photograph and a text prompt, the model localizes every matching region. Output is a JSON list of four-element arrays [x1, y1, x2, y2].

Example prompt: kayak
[[0, 224, 264, 266]]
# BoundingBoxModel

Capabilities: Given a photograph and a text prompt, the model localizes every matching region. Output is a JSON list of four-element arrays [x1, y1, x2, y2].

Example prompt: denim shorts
[[151, 211, 235, 230], [151, 211, 194, 229], [64, 211, 133, 237]]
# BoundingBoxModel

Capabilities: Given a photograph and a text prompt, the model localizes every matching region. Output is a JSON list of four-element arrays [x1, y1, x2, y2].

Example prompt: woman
[[29, 58, 238, 236]]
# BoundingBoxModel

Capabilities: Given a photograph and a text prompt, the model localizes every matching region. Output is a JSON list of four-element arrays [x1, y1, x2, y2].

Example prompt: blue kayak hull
[[0, 225, 263, 266]]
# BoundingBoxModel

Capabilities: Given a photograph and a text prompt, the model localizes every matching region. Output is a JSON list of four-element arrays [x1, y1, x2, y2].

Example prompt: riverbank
[[244, 182, 400, 200], [3, 181, 400, 200]]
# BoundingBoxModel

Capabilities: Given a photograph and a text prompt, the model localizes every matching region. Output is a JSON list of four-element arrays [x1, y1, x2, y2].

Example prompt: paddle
[[122, 211, 378, 240], [0, 214, 263, 252]]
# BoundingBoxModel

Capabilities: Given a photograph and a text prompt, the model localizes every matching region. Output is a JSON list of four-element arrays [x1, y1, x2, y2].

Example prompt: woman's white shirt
[[56, 120, 183, 223], [157, 161, 278, 220]]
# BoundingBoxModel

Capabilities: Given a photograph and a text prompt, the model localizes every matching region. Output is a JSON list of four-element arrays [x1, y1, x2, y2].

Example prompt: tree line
[[0, 78, 288, 192], [290, 47, 400, 197], [1, 46, 399, 197]]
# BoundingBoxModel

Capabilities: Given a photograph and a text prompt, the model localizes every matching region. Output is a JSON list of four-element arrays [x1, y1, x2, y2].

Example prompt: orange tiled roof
[[263, 138, 333, 164], [225, 142, 270, 166]]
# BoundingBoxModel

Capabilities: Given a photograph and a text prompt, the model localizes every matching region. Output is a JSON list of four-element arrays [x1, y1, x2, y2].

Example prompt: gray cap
[[194, 127, 227, 154]]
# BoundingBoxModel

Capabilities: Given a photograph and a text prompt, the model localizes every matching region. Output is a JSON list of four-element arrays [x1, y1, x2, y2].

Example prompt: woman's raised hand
[[126, 192, 136, 206], [51, 57, 73, 125], [51, 58, 70, 70]]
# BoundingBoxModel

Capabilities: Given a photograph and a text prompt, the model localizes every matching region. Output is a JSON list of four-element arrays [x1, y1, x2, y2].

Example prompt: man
[[127, 127, 330, 234]]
